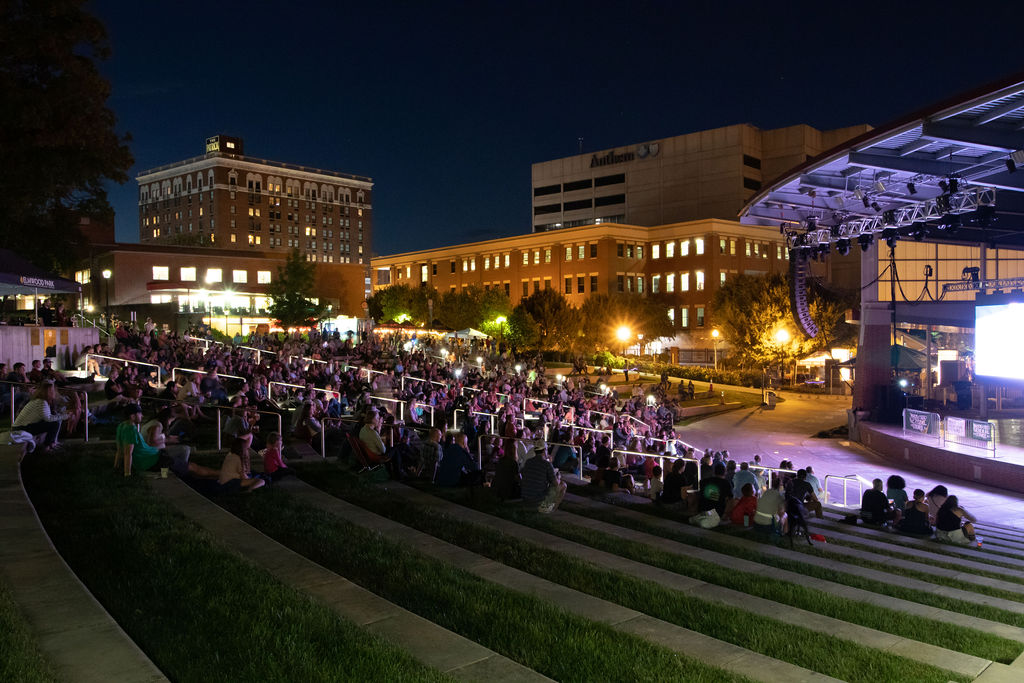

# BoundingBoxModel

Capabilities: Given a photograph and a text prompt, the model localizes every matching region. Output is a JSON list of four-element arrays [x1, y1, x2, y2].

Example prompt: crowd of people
[[0, 319, 985, 539]]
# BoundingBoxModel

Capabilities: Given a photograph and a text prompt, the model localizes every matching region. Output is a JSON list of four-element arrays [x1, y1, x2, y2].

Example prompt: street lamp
[[775, 328, 791, 385], [494, 315, 507, 347], [616, 325, 631, 357], [101, 268, 112, 328], [711, 329, 720, 370]]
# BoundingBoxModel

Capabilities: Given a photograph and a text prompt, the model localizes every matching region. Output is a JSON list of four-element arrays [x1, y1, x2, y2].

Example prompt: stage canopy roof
[[740, 72, 1024, 249], [0, 249, 81, 297]]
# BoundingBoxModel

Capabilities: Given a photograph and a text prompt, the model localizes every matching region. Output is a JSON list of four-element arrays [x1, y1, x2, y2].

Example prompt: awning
[[0, 249, 82, 297]]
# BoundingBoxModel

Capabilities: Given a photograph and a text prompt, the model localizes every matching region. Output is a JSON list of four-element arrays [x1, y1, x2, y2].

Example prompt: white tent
[[446, 327, 490, 339]]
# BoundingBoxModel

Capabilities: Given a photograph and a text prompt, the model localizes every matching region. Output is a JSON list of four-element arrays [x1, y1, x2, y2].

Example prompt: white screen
[[975, 303, 1024, 380]]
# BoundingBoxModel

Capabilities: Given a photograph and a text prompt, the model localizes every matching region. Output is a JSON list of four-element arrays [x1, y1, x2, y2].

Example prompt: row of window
[[151, 266, 272, 284], [533, 173, 625, 197], [669, 306, 705, 328], [534, 193, 625, 215]]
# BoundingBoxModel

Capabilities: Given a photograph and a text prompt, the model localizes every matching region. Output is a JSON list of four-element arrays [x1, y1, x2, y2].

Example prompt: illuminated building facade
[[136, 135, 372, 265], [371, 218, 788, 353], [531, 123, 870, 232]]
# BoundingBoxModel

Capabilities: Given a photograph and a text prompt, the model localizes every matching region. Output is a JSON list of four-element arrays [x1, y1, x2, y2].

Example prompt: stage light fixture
[[948, 177, 959, 194], [882, 210, 897, 225], [906, 182, 917, 195], [858, 234, 873, 251], [853, 188, 864, 200], [883, 228, 899, 249], [938, 179, 949, 193], [836, 239, 851, 256], [936, 194, 952, 213], [874, 180, 886, 193], [818, 243, 830, 257], [861, 195, 870, 208], [1008, 158, 1018, 174], [871, 201, 882, 212]]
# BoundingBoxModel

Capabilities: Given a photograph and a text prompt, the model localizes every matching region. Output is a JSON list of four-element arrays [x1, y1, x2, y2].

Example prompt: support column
[[853, 302, 893, 411]]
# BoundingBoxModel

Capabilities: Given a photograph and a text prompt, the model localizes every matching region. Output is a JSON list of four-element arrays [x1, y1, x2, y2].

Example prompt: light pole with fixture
[[101, 268, 112, 329], [775, 328, 791, 385], [711, 329, 720, 370]]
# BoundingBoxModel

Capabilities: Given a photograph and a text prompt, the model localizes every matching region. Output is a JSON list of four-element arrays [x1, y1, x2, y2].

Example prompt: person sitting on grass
[[13, 381, 66, 453], [789, 469, 823, 519], [261, 432, 291, 482], [521, 441, 566, 514], [730, 483, 758, 526], [935, 495, 978, 545], [217, 436, 266, 493], [436, 432, 483, 487], [690, 462, 733, 529], [861, 478, 900, 526], [886, 474, 909, 512], [895, 489, 933, 536], [753, 479, 787, 534], [490, 445, 521, 501], [116, 403, 171, 476], [647, 465, 664, 502]]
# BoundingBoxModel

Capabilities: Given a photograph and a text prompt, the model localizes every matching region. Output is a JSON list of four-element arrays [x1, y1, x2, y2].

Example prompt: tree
[[268, 249, 327, 328], [712, 273, 795, 368], [516, 289, 571, 351], [577, 294, 674, 355], [437, 287, 482, 331], [0, 0, 133, 272], [365, 284, 437, 325]]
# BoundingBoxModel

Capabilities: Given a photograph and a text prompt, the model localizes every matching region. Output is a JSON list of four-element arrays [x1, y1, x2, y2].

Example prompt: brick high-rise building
[[136, 135, 373, 266]]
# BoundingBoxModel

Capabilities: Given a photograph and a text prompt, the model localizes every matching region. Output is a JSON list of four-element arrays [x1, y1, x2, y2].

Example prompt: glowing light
[[775, 329, 790, 344], [556, 374, 564, 382], [85, 304, 94, 312], [402, 341, 413, 351], [599, 383, 608, 393], [898, 378, 908, 388], [494, 315, 507, 324], [616, 326, 631, 342], [394, 313, 411, 324], [101, 269, 112, 279], [646, 395, 656, 405], [712, 329, 720, 339], [454, 368, 463, 378], [476, 356, 483, 365], [514, 364, 522, 373]]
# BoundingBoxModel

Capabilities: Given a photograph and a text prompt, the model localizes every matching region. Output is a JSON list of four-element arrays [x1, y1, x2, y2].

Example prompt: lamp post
[[711, 329, 720, 370], [495, 315, 507, 346], [775, 328, 791, 386], [616, 325, 631, 357], [101, 268, 112, 329]]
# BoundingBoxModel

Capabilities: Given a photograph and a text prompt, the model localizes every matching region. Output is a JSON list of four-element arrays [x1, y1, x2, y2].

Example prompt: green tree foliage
[[504, 307, 539, 349], [515, 289, 571, 351], [437, 287, 481, 331], [713, 273, 797, 368], [365, 284, 438, 325], [577, 294, 675, 355], [0, 0, 133, 272], [268, 250, 327, 328], [806, 281, 858, 352]]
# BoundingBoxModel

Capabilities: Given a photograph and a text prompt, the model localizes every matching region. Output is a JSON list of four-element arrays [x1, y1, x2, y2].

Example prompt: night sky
[[92, 0, 1024, 256]]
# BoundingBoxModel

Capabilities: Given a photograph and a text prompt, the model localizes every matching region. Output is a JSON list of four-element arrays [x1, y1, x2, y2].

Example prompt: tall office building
[[531, 123, 870, 232], [136, 135, 373, 265]]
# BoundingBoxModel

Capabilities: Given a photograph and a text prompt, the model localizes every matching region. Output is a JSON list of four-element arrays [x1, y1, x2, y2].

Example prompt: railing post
[[216, 407, 222, 451], [83, 393, 89, 443], [10, 386, 15, 424]]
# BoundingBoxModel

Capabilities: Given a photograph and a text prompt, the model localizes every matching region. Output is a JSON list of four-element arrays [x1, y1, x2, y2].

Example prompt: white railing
[[86, 354, 163, 385], [822, 474, 872, 508], [478, 434, 583, 476], [170, 367, 244, 384], [368, 395, 406, 422], [4, 379, 91, 443], [401, 375, 448, 391], [268, 380, 338, 400]]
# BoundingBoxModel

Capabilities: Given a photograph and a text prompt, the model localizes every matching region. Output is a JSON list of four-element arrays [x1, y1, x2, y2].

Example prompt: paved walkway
[[379, 481, 992, 678], [0, 444, 166, 683], [150, 476, 546, 682], [275, 476, 836, 683]]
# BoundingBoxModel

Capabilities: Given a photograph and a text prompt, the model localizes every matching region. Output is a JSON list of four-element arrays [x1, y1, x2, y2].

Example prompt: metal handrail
[[611, 449, 701, 491], [822, 474, 873, 508], [268, 380, 338, 399], [170, 367, 245, 384], [401, 375, 448, 391], [132, 393, 283, 451], [454, 408, 500, 434], [367, 395, 406, 422], [72, 313, 111, 338], [4, 379, 90, 443], [475, 434, 582, 475], [86, 354, 163, 385]]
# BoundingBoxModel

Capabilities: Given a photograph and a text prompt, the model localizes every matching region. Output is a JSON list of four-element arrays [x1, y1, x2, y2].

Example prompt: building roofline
[[136, 151, 373, 185], [370, 218, 775, 264]]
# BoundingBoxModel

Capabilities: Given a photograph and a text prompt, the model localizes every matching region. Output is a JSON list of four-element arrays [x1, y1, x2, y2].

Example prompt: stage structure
[[742, 72, 1024, 418]]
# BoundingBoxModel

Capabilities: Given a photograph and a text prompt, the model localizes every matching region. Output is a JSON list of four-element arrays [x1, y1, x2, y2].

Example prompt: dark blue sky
[[93, 0, 1024, 255]]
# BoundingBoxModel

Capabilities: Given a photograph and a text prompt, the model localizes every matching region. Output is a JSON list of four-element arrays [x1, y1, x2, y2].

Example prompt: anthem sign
[[589, 142, 660, 168]]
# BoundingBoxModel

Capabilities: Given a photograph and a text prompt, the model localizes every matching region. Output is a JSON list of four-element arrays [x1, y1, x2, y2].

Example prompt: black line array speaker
[[789, 248, 819, 338]]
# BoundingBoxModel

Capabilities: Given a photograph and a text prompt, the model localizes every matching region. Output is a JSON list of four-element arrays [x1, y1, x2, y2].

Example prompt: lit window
[[152, 266, 169, 281], [777, 245, 783, 259], [470, 257, 476, 271], [230, 234, 236, 243], [652, 244, 660, 259], [665, 242, 675, 258], [206, 268, 222, 284], [504, 254, 510, 267], [180, 267, 196, 282], [578, 244, 585, 259], [149, 294, 172, 304], [720, 238, 726, 254], [695, 238, 704, 255], [696, 306, 705, 326], [730, 239, 736, 255], [681, 240, 690, 257], [233, 269, 247, 284], [681, 307, 689, 327], [406, 265, 412, 278], [484, 256, 490, 270], [720, 271, 727, 285], [463, 259, 468, 272], [533, 250, 540, 265], [696, 270, 705, 290], [746, 241, 752, 256], [522, 252, 529, 265], [666, 273, 675, 292], [258, 271, 271, 284], [681, 272, 689, 291], [668, 308, 675, 326], [565, 247, 572, 261], [544, 249, 551, 263], [651, 274, 661, 293]]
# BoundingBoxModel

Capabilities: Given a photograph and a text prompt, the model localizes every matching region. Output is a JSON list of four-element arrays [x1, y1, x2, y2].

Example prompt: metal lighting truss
[[786, 187, 996, 248]]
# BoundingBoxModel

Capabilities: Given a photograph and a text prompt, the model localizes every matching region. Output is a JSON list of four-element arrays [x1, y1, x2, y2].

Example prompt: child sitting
[[647, 465, 664, 502], [730, 483, 758, 526], [261, 432, 291, 482]]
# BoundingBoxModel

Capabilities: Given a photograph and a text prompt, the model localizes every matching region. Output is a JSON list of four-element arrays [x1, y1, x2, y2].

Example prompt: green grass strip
[[0, 580, 58, 683], [558, 495, 1024, 630], [297, 467, 971, 683], [215, 483, 747, 683], [810, 523, 1024, 568], [20, 450, 451, 683]]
